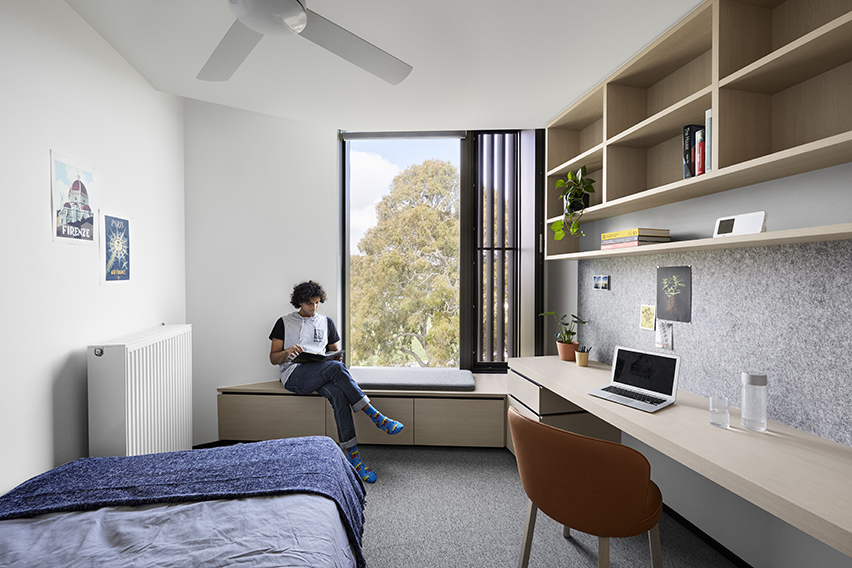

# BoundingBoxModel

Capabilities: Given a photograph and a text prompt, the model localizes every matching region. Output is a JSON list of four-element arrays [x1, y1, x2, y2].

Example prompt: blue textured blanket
[[0, 436, 366, 568]]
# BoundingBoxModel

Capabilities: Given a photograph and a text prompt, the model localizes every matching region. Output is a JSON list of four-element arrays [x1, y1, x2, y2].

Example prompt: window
[[342, 130, 536, 372], [342, 133, 462, 367]]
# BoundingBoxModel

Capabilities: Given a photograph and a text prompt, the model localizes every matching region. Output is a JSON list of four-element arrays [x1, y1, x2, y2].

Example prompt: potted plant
[[540, 312, 587, 361], [550, 165, 596, 239]]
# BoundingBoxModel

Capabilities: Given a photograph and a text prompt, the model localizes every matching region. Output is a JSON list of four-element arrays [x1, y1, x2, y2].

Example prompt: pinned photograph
[[656, 320, 673, 350], [51, 151, 95, 245], [640, 305, 656, 330], [593, 275, 610, 290]]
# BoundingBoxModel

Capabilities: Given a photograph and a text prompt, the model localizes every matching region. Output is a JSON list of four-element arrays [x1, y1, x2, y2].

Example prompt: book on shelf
[[601, 235, 671, 246], [293, 349, 345, 363], [601, 240, 669, 250], [704, 109, 712, 173], [695, 128, 705, 176], [601, 228, 670, 240], [682, 124, 704, 178]]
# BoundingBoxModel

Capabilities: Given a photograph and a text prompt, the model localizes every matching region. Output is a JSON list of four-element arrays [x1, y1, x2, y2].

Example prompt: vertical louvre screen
[[476, 132, 519, 365]]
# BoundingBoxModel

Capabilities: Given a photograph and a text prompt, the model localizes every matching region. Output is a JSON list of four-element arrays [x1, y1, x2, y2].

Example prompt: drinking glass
[[709, 396, 730, 428]]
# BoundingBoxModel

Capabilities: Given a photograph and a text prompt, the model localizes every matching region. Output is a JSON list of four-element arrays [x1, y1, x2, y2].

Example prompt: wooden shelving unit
[[544, 0, 852, 259]]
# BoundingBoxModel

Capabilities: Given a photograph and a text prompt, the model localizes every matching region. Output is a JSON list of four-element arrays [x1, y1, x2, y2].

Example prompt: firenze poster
[[51, 151, 95, 245], [103, 214, 130, 283]]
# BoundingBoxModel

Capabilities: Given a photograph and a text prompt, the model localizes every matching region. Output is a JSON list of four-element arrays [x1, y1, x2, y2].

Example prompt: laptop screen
[[612, 347, 679, 396]]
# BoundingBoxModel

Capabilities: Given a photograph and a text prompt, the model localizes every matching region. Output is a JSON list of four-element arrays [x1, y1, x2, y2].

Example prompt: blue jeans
[[285, 360, 369, 449]]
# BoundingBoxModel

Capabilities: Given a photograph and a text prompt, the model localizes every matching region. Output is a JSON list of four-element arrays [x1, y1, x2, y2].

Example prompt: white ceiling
[[66, 0, 703, 132]]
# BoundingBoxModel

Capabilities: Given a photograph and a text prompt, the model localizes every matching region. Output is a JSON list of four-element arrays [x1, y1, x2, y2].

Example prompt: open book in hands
[[292, 349, 345, 364]]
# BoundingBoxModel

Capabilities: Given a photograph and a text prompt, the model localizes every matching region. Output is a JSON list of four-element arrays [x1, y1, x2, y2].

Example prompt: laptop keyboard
[[602, 385, 666, 406]]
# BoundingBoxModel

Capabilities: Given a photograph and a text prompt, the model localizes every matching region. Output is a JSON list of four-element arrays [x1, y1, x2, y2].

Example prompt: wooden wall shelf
[[545, 223, 852, 261], [544, 0, 852, 260]]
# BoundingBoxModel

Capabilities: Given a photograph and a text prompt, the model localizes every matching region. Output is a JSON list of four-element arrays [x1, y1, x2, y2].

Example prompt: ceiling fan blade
[[300, 9, 412, 85], [197, 19, 264, 81]]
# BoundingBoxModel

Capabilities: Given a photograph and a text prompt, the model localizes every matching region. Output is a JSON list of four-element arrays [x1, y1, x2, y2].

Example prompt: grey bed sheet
[[0, 493, 355, 567]]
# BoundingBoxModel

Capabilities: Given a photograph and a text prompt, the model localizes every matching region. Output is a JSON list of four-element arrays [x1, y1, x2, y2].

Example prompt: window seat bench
[[217, 370, 507, 448]]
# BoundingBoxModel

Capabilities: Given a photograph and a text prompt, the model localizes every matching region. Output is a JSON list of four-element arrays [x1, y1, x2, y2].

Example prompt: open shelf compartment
[[718, 60, 852, 168], [605, 3, 712, 138], [720, 11, 852, 94], [545, 163, 603, 220], [546, 86, 604, 172], [719, 0, 852, 81]]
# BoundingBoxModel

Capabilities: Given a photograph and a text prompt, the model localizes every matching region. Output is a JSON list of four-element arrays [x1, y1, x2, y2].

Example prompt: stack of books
[[601, 228, 670, 249]]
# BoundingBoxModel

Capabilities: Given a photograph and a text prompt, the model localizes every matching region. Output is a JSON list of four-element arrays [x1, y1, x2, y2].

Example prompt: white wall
[[184, 101, 339, 445], [0, 0, 186, 493]]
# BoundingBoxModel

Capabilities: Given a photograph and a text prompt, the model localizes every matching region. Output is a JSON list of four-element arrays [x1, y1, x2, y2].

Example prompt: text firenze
[[62, 225, 91, 238]]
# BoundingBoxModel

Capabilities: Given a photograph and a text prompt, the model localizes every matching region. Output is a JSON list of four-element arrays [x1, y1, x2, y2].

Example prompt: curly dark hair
[[290, 280, 327, 308]]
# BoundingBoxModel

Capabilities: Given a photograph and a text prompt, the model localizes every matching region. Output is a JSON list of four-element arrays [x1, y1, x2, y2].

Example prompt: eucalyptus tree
[[350, 159, 460, 367]]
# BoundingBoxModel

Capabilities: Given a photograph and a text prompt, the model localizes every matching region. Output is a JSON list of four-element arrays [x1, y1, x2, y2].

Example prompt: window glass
[[348, 138, 461, 367]]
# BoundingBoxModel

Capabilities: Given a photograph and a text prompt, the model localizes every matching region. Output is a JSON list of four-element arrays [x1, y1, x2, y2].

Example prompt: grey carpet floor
[[357, 444, 738, 568]]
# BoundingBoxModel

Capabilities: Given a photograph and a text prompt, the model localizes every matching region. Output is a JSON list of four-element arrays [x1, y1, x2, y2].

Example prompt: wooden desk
[[508, 356, 852, 559]]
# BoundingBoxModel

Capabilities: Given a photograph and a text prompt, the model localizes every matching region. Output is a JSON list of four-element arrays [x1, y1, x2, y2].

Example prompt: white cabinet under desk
[[507, 355, 852, 562]]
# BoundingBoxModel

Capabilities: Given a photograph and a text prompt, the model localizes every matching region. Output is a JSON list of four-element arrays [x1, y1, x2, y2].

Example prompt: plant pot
[[556, 341, 579, 362], [564, 192, 590, 213], [575, 351, 589, 367]]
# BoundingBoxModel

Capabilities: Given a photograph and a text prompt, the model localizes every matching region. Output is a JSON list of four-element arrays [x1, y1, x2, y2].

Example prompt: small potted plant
[[540, 312, 587, 361], [550, 165, 596, 239]]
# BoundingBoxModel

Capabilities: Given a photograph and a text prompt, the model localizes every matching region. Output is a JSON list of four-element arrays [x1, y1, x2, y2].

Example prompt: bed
[[0, 436, 366, 568]]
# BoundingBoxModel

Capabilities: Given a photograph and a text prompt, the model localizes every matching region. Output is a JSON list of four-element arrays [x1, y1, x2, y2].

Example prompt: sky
[[349, 137, 460, 255]]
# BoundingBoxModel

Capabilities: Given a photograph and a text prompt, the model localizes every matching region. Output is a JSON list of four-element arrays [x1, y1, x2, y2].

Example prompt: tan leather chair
[[508, 406, 663, 568]]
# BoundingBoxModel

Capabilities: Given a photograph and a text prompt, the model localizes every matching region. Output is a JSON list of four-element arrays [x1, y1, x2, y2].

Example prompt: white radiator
[[87, 324, 192, 457]]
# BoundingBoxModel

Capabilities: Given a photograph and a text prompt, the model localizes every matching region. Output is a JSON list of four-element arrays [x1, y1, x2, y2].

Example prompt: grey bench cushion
[[349, 367, 475, 392]]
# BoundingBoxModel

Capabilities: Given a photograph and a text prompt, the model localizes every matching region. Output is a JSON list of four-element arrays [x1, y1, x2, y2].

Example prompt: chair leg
[[648, 523, 662, 568], [562, 524, 571, 539], [518, 499, 537, 568], [598, 536, 610, 568]]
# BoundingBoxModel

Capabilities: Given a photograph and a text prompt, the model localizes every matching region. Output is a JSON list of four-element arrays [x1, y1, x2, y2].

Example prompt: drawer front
[[325, 396, 414, 445], [414, 398, 505, 447], [543, 412, 621, 443], [218, 394, 326, 441], [508, 370, 582, 415], [508, 395, 620, 444], [508, 394, 539, 421]]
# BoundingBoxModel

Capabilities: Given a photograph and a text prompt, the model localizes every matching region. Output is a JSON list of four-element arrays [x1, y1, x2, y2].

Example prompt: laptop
[[587, 346, 681, 412]]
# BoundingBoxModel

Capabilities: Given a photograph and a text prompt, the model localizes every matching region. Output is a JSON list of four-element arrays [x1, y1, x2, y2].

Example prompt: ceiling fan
[[197, 0, 412, 85]]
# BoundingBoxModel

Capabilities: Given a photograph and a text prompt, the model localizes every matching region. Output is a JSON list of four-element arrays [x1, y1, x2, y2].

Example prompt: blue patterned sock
[[346, 446, 376, 483], [364, 404, 404, 435]]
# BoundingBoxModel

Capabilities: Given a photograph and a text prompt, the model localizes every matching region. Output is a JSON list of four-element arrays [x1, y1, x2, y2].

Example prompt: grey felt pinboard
[[577, 239, 852, 447]]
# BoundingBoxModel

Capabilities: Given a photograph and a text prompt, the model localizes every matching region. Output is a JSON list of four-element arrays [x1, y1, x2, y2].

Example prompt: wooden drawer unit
[[218, 393, 327, 441], [507, 377, 620, 445], [508, 369, 582, 415], [414, 397, 505, 447], [324, 396, 414, 445], [218, 379, 508, 449]]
